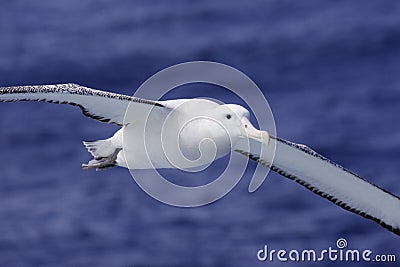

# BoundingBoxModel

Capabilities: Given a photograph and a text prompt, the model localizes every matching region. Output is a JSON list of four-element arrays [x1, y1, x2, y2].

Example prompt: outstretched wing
[[0, 83, 165, 126], [235, 136, 400, 236]]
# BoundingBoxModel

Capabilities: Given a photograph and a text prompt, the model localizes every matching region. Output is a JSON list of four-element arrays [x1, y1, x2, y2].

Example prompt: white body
[[0, 83, 399, 236], [114, 98, 240, 169]]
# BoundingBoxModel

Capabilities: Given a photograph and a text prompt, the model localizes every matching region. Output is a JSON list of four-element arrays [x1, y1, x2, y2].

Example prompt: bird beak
[[240, 117, 270, 145]]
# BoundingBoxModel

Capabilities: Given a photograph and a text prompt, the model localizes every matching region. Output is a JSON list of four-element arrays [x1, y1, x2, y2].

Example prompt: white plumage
[[1, 83, 399, 236]]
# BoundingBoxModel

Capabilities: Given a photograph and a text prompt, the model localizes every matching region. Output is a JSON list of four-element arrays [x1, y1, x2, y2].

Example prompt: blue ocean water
[[0, 0, 400, 266]]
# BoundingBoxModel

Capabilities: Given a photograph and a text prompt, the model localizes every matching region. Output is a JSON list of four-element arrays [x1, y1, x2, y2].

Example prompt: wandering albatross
[[0, 83, 399, 236]]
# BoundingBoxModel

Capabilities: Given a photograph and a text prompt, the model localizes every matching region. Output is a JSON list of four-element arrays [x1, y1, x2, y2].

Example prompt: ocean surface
[[0, 0, 400, 266]]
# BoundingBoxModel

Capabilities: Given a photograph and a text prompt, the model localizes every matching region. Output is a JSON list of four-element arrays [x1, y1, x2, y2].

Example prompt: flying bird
[[0, 83, 399, 236]]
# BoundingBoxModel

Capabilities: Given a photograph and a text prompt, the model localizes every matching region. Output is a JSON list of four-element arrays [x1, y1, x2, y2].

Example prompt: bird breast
[[178, 118, 231, 163]]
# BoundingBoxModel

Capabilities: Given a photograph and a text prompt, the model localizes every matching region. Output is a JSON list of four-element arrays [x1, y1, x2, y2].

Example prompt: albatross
[[0, 83, 399, 236]]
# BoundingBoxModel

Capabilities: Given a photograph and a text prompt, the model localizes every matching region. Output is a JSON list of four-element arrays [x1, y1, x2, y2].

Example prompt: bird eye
[[226, 114, 232, 119]]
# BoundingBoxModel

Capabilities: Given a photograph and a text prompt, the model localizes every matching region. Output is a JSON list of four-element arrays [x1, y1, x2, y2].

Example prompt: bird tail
[[83, 139, 115, 158], [82, 139, 121, 170]]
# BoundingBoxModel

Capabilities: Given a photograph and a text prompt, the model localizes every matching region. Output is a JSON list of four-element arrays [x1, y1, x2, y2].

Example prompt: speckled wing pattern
[[0, 83, 164, 126], [236, 136, 400, 236]]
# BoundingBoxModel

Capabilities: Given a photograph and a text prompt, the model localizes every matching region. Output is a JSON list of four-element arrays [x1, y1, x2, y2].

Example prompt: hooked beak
[[241, 117, 270, 145]]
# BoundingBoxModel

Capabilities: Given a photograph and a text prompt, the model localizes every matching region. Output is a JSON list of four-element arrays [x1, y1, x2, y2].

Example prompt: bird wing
[[235, 136, 400, 236], [0, 83, 166, 126]]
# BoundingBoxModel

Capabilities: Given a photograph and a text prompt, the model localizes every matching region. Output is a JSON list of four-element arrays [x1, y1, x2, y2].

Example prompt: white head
[[211, 104, 270, 147], [173, 101, 270, 167]]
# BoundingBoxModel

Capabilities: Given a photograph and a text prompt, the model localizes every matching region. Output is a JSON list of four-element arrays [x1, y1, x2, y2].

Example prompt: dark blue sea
[[1, 0, 400, 266]]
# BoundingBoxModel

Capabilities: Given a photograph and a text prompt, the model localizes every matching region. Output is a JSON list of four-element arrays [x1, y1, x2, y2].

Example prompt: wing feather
[[0, 83, 165, 126], [235, 136, 400, 236]]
